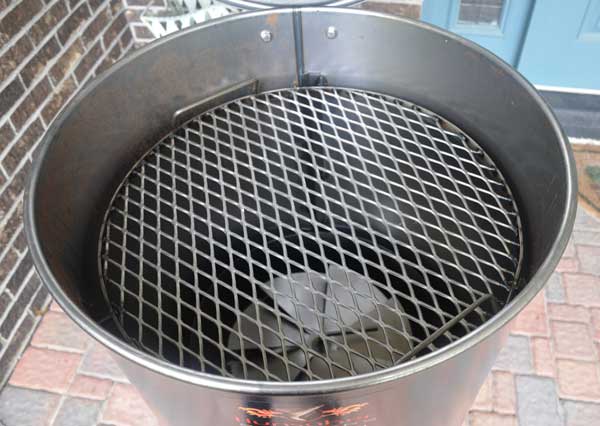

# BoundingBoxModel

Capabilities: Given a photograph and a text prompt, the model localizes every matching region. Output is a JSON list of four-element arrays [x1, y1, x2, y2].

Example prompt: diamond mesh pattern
[[100, 87, 522, 382]]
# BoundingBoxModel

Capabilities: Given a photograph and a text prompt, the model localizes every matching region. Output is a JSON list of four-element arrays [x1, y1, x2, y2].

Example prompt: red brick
[[9, 257, 35, 295], [88, 0, 104, 11], [102, 383, 158, 426], [49, 39, 85, 85], [109, 0, 123, 15], [556, 257, 579, 273], [103, 12, 127, 47], [30, 283, 50, 315], [557, 359, 600, 402], [493, 371, 516, 414], [470, 412, 517, 426], [10, 77, 51, 131], [0, 314, 34, 385], [82, 6, 110, 47], [20, 36, 61, 87], [50, 300, 63, 312], [13, 228, 27, 254], [125, 9, 143, 24], [0, 121, 15, 153], [0, 78, 25, 117], [29, 0, 69, 45], [74, 40, 103, 82], [575, 208, 600, 229], [120, 26, 133, 48], [31, 311, 92, 352], [0, 199, 24, 246], [591, 308, 600, 341], [578, 245, 600, 276], [563, 241, 576, 258], [472, 374, 493, 411], [563, 274, 600, 307], [79, 342, 127, 381], [0, 0, 43, 43], [96, 37, 122, 74], [9, 347, 81, 393], [0, 249, 18, 285], [0, 35, 33, 82], [0, 386, 61, 426], [572, 230, 600, 246], [563, 399, 600, 426], [57, 3, 91, 45], [532, 337, 555, 377], [1, 279, 40, 343], [511, 292, 547, 336], [2, 118, 44, 174], [41, 76, 77, 125], [68, 374, 113, 400], [548, 303, 591, 323], [552, 321, 595, 360]]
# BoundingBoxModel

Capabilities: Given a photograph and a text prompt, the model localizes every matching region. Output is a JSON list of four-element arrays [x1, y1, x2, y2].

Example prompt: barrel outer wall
[[116, 326, 508, 426], [25, 8, 575, 426]]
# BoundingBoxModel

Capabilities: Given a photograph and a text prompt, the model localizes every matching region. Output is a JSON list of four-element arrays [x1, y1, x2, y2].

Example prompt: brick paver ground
[[1, 205, 599, 426]]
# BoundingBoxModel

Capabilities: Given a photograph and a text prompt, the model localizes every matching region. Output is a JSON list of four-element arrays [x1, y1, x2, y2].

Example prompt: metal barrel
[[26, 8, 576, 426]]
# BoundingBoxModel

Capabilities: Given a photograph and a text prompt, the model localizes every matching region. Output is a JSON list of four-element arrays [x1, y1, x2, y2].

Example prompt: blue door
[[518, 0, 600, 90], [421, 0, 535, 65], [422, 0, 600, 90]]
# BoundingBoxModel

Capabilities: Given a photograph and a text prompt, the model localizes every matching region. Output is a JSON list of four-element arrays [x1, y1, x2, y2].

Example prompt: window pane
[[458, 0, 504, 25]]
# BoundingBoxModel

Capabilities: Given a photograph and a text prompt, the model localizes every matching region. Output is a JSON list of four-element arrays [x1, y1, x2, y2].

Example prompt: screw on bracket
[[326, 26, 338, 39], [260, 30, 273, 43]]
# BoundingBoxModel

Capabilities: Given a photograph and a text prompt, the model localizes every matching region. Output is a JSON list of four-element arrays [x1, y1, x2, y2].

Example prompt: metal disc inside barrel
[[99, 87, 522, 382]]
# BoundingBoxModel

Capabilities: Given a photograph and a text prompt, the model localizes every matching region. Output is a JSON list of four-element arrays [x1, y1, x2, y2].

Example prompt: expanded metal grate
[[99, 87, 522, 382]]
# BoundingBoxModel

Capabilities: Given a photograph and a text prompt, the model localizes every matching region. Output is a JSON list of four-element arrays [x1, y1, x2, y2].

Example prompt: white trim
[[571, 137, 600, 146], [535, 85, 600, 96]]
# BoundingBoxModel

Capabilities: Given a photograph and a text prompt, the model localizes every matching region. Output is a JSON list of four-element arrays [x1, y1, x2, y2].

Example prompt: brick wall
[[0, 0, 134, 387]]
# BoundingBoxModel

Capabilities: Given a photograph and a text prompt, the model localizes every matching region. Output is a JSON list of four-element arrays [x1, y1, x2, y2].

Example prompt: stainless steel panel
[[115, 326, 507, 426]]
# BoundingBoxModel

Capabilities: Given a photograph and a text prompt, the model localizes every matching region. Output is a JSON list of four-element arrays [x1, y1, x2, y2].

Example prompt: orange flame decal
[[238, 407, 283, 418], [321, 403, 368, 417]]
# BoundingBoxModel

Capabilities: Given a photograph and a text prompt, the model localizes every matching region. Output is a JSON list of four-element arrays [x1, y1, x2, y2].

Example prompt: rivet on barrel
[[260, 29, 273, 42]]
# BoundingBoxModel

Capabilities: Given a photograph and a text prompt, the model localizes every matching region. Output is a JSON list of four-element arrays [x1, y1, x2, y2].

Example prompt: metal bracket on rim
[[298, 73, 328, 87]]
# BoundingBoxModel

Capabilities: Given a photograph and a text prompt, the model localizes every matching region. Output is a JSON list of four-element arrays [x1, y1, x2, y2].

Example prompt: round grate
[[99, 87, 522, 382]]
